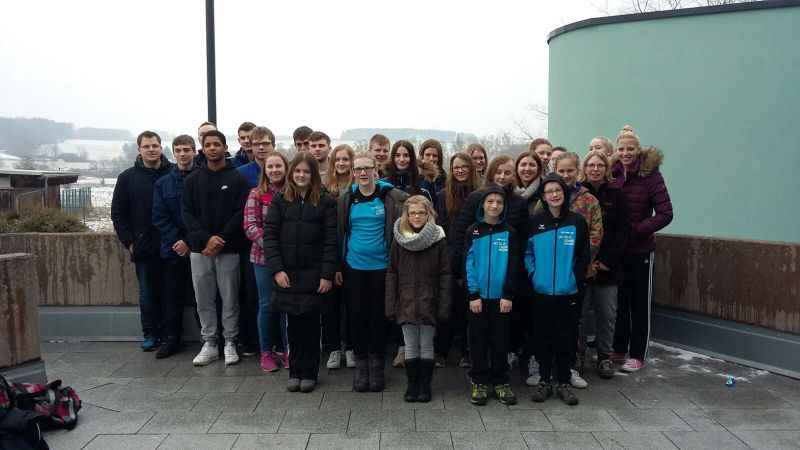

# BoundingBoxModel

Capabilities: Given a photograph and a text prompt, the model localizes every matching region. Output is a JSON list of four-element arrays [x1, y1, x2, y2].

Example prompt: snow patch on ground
[[679, 364, 712, 374], [651, 342, 722, 362]]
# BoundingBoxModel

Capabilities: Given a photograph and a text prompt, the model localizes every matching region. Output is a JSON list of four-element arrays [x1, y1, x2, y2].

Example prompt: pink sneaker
[[281, 352, 290, 369], [621, 358, 646, 372], [609, 352, 628, 363], [260, 351, 278, 373]]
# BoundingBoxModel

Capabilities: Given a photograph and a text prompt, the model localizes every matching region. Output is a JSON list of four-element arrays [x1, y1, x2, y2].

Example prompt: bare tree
[[594, 0, 755, 15]]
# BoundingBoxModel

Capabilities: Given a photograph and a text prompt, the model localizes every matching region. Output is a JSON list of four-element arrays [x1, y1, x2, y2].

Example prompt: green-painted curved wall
[[548, 5, 800, 243]]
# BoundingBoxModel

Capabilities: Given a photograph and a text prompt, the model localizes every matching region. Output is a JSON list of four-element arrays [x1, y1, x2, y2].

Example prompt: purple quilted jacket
[[611, 147, 673, 255]]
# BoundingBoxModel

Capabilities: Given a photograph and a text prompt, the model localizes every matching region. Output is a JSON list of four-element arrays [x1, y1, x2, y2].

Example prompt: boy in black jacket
[[525, 174, 590, 405], [182, 130, 250, 367]]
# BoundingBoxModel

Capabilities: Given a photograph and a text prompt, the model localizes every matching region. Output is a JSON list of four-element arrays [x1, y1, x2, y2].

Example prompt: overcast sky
[[0, 1, 621, 139]]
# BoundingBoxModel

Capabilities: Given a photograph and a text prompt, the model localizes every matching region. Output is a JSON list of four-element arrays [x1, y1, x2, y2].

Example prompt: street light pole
[[205, 0, 217, 124]]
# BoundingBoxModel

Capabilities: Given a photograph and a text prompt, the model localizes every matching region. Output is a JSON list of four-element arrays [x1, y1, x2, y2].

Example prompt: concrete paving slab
[[47, 361, 127, 377], [56, 351, 115, 363], [83, 434, 166, 450], [592, 431, 679, 449], [43, 429, 100, 450], [564, 386, 637, 409], [157, 433, 238, 450], [662, 431, 750, 450], [382, 390, 445, 409], [164, 360, 228, 377], [111, 361, 178, 378], [40, 341, 93, 353], [618, 382, 696, 409], [236, 374, 287, 392], [208, 410, 285, 434], [607, 409, 693, 432], [177, 376, 245, 393], [706, 408, 800, 431], [193, 392, 264, 412], [127, 376, 190, 394], [678, 385, 793, 409], [544, 409, 623, 432], [320, 391, 383, 411], [278, 410, 350, 433], [415, 409, 483, 432], [440, 389, 509, 410], [521, 431, 603, 449], [348, 409, 415, 432], [80, 383, 166, 411], [231, 433, 310, 449], [306, 432, 380, 449], [49, 373, 133, 392], [672, 407, 726, 431], [379, 432, 453, 449], [138, 410, 221, 434], [254, 390, 324, 411], [451, 431, 527, 449], [478, 409, 552, 431], [731, 431, 800, 449]]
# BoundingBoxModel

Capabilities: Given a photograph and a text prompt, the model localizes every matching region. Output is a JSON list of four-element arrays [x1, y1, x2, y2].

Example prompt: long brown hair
[[283, 152, 322, 206], [323, 144, 355, 197], [257, 151, 288, 195], [514, 151, 543, 188], [445, 152, 479, 220], [484, 154, 516, 191]]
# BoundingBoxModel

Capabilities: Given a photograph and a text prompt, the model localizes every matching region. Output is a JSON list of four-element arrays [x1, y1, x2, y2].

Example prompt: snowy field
[[67, 177, 116, 231]]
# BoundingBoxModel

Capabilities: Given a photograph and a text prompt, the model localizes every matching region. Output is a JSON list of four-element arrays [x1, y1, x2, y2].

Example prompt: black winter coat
[[585, 181, 629, 285], [111, 155, 173, 261], [263, 191, 339, 315]]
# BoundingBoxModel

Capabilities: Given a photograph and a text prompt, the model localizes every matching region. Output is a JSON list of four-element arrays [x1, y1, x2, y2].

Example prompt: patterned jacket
[[243, 184, 281, 265]]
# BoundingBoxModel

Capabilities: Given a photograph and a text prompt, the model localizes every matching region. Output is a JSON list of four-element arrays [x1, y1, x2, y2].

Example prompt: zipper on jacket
[[552, 219, 559, 296], [486, 226, 492, 300]]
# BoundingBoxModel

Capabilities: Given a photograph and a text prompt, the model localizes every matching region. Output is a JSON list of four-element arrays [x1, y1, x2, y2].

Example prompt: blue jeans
[[134, 258, 164, 338], [253, 264, 288, 353]]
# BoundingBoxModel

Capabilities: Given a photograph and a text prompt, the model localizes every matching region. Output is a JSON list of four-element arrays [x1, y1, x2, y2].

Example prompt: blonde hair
[[324, 144, 355, 196], [616, 125, 640, 147], [552, 151, 580, 171], [484, 154, 516, 191], [353, 151, 376, 166], [398, 195, 437, 235], [590, 136, 614, 155], [579, 150, 615, 184]]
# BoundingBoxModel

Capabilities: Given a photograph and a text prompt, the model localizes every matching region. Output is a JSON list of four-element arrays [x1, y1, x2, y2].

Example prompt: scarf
[[516, 177, 542, 200], [393, 219, 445, 252]]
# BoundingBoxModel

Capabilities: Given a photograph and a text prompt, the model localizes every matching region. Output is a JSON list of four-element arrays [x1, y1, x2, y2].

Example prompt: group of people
[[111, 122, 673, 406]]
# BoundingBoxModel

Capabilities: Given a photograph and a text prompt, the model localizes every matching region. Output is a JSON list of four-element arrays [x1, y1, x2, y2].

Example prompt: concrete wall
[[0, 232, 139, 306], [547, 2, 800, 243], [0, 253, 42, 369]]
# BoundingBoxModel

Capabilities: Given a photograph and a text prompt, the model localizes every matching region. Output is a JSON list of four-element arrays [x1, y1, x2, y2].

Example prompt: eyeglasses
[[585, 163, 606, 169], [252, 142, 273, 148], [409, 211, 428, 217], [353, 166, 375, 173], [452, 165, 469, 172], [543, 189, 563, 197]]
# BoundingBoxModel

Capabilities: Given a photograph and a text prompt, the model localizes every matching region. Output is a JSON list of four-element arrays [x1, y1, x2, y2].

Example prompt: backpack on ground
[[0, 375, 81, 431], [0, 376, 49, 450]]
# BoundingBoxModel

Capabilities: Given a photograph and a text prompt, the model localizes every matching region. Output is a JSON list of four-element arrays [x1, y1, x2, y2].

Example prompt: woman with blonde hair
[[386, 195, 451, 402], [578, 150, 628, 379], [529, 138, 553, 174], [324, 144, 355, 198], [588, 136, 614, 157], [611, 125, 673, 373]]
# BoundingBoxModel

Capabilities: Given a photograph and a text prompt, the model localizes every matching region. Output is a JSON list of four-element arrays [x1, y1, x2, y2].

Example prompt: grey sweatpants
[[190, 252, 241, 343], [580, 284, 618, 358], [402, 324, 436, 360]]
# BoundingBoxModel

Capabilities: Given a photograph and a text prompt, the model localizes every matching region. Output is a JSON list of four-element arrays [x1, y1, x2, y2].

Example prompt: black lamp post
[[205, 0, 217, 124]]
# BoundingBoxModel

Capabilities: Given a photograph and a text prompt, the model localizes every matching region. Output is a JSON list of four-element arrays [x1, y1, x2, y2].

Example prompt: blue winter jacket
[[152, 166, 193, 262], [463, 186, 521, 301], [525, 174, 591, 297]]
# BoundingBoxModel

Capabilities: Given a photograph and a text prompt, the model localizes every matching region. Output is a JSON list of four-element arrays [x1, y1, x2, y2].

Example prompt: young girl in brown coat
[[386, 195, 452, 403]]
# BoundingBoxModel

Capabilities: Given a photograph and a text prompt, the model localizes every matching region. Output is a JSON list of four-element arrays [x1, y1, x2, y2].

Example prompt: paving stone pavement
[[40, 341, 800, 449]]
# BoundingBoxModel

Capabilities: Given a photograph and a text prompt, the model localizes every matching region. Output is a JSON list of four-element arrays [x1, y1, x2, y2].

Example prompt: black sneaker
[[237, 342, 258, 357], [469, 381, 488, 406], [531, 381, 553, 403], [493, 383, 517, 405], [557, 383, 579, 405], [155, 340, 180, 359]]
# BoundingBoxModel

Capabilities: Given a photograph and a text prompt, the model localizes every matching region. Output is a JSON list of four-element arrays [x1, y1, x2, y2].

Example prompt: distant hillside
[[73, 127, 134, 141], [340, 128, 477, 143]]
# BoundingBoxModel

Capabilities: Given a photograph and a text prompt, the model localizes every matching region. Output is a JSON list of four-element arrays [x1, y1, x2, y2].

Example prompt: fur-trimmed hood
[[418, 160, 441, 183], [611, 146, 664, 179]]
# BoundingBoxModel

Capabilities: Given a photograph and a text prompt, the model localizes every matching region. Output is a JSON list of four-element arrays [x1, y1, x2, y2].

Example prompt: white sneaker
[[569, 369, 588, 389], [345, 350, 356, 368], [525, 357, 540, 386], [224, 342, 239, 365], [525, 374, 541, 387], [326, 350, 343, 369], [507, 352, 519, 369], [193, 342, 219, 366]]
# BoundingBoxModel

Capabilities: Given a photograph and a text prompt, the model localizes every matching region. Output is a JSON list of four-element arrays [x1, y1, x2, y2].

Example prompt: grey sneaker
[[300, 379, 317, 393], [569, 369, 588, 389], [326, 350, 343, 369], [345, 350, 356, 368], [287, 378, 301, 392]]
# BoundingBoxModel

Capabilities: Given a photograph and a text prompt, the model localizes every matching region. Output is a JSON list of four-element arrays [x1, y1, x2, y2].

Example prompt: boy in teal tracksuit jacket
[[463, 185, 521, 406], [526, 174, 590, 405]]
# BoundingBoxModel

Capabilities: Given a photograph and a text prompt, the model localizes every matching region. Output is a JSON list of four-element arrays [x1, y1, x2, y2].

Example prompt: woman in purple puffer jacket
[[610, 125, 673, 373]]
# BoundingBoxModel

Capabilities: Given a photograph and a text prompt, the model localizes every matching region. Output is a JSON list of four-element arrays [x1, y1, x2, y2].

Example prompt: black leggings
[[533, 295, 579, 384], [613, 252, 654, 360], [344, 265, 388, 357]]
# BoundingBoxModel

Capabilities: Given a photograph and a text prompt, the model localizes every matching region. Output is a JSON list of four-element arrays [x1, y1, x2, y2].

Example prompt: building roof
[[0, 169, 81, 177]]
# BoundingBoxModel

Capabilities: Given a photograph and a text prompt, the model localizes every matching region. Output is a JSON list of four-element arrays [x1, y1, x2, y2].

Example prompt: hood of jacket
[[611, 146, 664, 179], [538, 173, 570, 218], [351, 178, 395, 195], [475, 184, 508, 223], [418, 160, 441, 183], [134, 154, 171, 172], [392, 218, 445, 252]]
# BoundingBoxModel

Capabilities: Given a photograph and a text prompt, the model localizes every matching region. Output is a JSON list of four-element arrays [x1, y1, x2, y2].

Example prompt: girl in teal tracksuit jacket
[[463, 185, 521, 406], [526, 174, 590, 405]]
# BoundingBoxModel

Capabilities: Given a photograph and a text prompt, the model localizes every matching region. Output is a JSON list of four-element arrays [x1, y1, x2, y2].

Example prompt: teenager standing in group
[[529, 138, 553, 175], [467, 143, 488, 183], [336, 152, 408, 392], [263, 152, 338, 393], [386, 196, 451, 403], [419, 139, 447, 192], [434, 153, 481, 369], [323, 144, 357, 370], [580, 150, 629, 379], [243, 151, 290, 373], [611, 126, 673, 372]]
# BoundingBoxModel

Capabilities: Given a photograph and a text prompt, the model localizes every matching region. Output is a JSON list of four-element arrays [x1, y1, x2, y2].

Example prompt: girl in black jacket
[[263, 153, 338, 393], [579, 150, 629, 379]]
